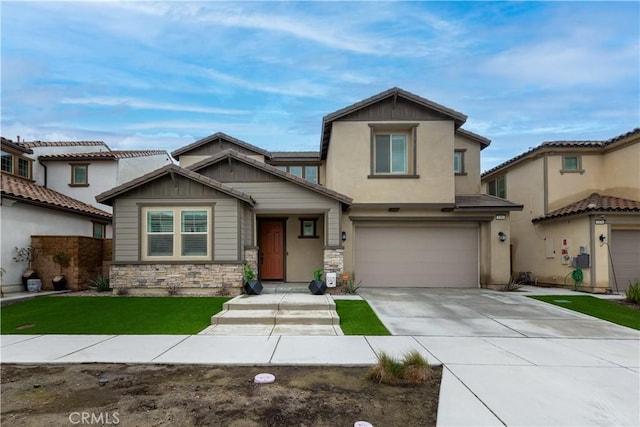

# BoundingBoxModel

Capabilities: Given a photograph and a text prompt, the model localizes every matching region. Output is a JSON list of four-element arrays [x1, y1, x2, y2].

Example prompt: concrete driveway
[[360, 287, 640, 426]]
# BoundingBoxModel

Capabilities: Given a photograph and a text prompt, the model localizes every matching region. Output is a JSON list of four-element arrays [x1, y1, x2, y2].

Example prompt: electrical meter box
[[573, 254, 590, 268]]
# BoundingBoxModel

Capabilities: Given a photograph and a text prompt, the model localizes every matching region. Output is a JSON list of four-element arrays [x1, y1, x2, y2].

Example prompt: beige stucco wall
[[325, 121, 455, 203], [454, 134, 481, 194], [547, 154, 604, 211], [285, 214, 324, 282], [602, 143, 640, 201], [528, 217, 593, 289]]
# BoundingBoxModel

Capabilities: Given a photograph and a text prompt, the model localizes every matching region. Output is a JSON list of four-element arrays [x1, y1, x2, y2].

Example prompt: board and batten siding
[[113, 195, 241, 262], [229, 181, 342, 246]]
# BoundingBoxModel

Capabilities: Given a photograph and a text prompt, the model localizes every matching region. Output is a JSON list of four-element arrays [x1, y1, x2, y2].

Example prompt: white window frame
[[141, 206, 212, 261], [374, 133, 408, 174], [454, 150, 466, 175]]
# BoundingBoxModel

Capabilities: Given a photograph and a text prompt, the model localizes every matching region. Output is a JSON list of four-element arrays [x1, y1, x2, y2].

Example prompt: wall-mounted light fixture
[[498, 232, 507, 242], [341, 231, 347, 241]]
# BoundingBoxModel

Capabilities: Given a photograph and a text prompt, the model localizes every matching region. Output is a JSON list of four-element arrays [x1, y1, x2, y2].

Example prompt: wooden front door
[[259, 220, 285, 280]]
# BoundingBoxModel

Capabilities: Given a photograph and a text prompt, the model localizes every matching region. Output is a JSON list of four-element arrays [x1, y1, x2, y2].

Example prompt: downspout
[[38, 158, 48, 188]]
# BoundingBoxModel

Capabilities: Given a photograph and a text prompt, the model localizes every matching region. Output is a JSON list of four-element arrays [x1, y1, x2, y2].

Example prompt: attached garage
[[355, 225, 479, 287], [610, 230, 640, 291]]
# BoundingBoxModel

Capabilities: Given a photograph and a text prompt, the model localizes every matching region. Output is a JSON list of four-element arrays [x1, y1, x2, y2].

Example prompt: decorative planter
[[21, 269, 38, 291], [308, 280, 327, 295], [243, 279, 263, 295], [52, 275, 67, 291]]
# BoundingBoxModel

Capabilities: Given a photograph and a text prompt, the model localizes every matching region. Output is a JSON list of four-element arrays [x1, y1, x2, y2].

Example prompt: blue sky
[[2, 1, 638, 171]]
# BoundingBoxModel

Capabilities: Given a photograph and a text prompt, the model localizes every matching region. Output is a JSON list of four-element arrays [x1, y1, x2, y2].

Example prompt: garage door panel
[[355, 226, 478, 288], [611, 230, 640, 291]]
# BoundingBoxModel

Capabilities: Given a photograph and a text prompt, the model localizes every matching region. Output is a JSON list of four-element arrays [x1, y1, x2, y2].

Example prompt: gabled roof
[[454, 194, 523, 211], [17, 140, 109, 149], [95, 164, 255, 206], [171, 132, 271, 160], [1, 173, 112, 220], [39, 150, 169, 161], [482, 127, 640, 178], [187, 149, 353, 206], [456, 128, 491, 149], [532, 193, 640, 223], [1, 137, 33, 154], [270, 151, 320, 160], [321, 87, 468, 159]]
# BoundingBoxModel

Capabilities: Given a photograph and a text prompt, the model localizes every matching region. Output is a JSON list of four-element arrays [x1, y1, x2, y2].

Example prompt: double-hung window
[[487, 175, 507, 199], [274, 165, 319, 183], [143, 207, 211, 260], [454, 150, 466, 175]]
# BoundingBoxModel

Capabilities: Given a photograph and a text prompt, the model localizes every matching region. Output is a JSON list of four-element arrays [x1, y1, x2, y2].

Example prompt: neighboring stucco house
[[481, 128, 640, 293], [97, 88, 522, 293], [21, 140, 172, 212], [1, 139, 113, 292]]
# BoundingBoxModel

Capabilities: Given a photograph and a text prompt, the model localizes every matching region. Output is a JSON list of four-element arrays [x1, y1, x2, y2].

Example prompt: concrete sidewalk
[[1, 286, 639, 426]]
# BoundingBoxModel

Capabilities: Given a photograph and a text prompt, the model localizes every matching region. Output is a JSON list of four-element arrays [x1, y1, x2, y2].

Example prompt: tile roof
[[171, 132, 271, 159], [38, 150, 169, 161], [321, 87, 469, 159], [187, 149, 353, 206], [270, 151, 320, 160], [482, 127, 640, 178], [454, 194, 523, 211], [96, 164, 255, 206], [17, 141, 109, 149], [1, 173, 112, 219], [532, 193, 640, 223], [1, 137, 33, 154]]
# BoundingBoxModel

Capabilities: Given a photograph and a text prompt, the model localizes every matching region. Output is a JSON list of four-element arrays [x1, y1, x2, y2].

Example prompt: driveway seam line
[[150, 335, 191, 362], [54, 334, 118, 361], [268, 335, 282, 364]]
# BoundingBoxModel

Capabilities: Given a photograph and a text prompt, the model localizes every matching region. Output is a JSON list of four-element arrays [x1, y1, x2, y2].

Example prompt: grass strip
[[335, 299, 391, 335], [528, 295, 640, 331], [1, 296, 231, 334]]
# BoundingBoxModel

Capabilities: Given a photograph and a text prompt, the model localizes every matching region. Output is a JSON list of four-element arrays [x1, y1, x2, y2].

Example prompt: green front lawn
[[528, 295, 640, 330], [1, 296, 231, 334], [335, 299, 391, 335]]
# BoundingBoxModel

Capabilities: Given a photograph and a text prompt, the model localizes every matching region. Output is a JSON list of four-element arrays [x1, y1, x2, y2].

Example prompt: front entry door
[[259, 220, 285, 280]]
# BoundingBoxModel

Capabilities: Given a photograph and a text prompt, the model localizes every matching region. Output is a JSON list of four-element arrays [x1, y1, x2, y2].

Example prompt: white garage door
[[611, 230, 640, 292], [355, 226, 479, 287]]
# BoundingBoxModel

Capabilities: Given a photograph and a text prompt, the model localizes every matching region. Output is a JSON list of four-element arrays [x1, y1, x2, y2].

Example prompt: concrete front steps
[[202, 293, 343, 336]]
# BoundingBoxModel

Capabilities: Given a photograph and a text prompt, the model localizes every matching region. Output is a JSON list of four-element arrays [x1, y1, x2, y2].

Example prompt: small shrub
[[626, 281, 640, 304], [312, 269, 324, 282], [243, 263, 255, 281], [88, 276, 110, 292], [368, 350, 433, 386], [500, 276, 523, 292], [167, 283, 181, 296], [343, 279, 362, 295]]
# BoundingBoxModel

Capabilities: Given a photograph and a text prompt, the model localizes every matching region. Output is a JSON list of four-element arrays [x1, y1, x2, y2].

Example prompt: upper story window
[[275, 165, 319, 184], [454, 150, 466, 175], [561, 155, 584, 174], [142, 207, 211, 260], [487, 175, 506, 199], [93, 222, 106, 239], [1, 151, 32, 179], [70, 164, 89, 186], [368, 123, 419, 178]]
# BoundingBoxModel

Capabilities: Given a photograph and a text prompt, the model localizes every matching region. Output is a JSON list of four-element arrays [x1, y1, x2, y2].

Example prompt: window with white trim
[[142, 207, 211, 260]]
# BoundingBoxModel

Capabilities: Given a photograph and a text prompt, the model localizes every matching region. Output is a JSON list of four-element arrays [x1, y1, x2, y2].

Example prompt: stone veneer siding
[[244, 247, 259, 277], [323, 248, 344, 275], [110, 263, 243, 290]]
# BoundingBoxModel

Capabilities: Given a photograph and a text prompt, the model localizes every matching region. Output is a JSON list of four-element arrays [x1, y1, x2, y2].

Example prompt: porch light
[[341, 231, 347, 241], [498, 232, 507, 242]]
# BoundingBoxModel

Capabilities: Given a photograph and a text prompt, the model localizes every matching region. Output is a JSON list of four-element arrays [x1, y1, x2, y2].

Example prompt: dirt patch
[[1, 364, 441, 426], [613, 299, 640, 311]]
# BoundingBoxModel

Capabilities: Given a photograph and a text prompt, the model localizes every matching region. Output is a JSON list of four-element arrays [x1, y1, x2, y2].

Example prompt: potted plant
[[308, 268, 327, 295], [242, 263, 263, 295], [13, 246, 38, 290], [52, 251, 71, 291]]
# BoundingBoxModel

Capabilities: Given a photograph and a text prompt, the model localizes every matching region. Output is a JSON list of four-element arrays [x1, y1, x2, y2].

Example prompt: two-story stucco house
[[0, 138, 172, 292], [481, 128, 640, 293], [97, 88, 522, 294]]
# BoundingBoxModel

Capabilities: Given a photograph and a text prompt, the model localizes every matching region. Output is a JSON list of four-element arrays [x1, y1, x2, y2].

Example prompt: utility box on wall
[[573, 254, 590, 268]]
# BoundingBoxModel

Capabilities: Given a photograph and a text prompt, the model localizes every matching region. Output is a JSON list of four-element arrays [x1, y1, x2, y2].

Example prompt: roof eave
[[2, 194, 112, 221]]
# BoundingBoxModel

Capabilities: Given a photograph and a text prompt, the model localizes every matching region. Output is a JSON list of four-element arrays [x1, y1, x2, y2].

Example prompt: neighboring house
[[19, 140, 172, 212], [97, 87, 522, 293], [481, 128, 640, 292]]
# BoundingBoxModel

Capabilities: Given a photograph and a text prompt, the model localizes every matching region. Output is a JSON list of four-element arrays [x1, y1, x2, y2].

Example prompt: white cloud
[[59, 97, 249, 115]]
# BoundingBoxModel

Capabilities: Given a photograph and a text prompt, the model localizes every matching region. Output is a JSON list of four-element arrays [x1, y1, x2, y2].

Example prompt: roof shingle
[[532, 193, 640, 223], [1, 173, 112, 219], [39, 150, 169, 161], [17, 141, 109, 149]]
